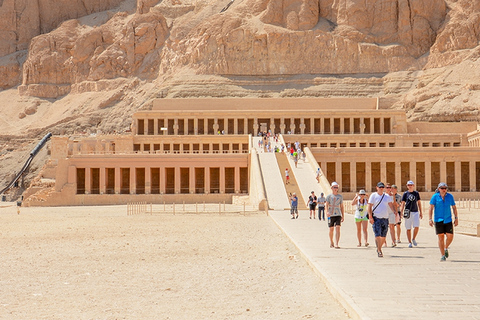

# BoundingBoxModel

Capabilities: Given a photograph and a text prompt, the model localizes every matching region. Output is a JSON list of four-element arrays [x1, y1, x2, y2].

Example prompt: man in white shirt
[[368, 182, 396, 258]]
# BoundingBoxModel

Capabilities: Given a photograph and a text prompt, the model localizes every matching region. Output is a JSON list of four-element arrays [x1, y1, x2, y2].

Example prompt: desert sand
[[0, 205, 350, 319]]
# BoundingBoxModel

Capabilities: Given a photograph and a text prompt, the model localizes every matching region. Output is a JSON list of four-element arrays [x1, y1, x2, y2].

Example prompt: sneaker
[[397, 240, 401, 243], [445, 248, 449, 258], [408, 243, 413, 248], [412, 239, 417, 246], [440, 255, 446, 262]]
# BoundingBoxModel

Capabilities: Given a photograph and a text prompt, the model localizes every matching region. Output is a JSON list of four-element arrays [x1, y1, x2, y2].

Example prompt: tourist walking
[[317, 192, 326, 221], [429, 182, 458, 261], [325, 182, 344, 249], [386, 184, 398, 247], [352, 189, 369, 247], [285, 168, 290, 185], [290, 193, 298, 219], [315, 168, 321, 183], [368, 182, 395, 257], [391, 185, 402, 244], [400, 181, 423, 248], [308, 191, 317, 219]]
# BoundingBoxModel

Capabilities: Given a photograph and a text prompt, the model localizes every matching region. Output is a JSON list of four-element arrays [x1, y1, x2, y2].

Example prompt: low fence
[[127, 201, 260, 215]]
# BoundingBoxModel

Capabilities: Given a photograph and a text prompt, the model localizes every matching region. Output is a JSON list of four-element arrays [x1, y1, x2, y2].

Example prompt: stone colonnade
[[134, 115, 394, 136]]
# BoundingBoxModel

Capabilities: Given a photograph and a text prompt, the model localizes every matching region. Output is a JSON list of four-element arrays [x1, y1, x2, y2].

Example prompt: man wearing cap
[[400, 181, 423, 248], [368, 182, 396, 257], [429, 182, 458, 261], [325, 182, 344, 248]]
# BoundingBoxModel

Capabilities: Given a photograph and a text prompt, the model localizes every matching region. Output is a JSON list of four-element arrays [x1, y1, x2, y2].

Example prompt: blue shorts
[[372, 217, 389, 237]]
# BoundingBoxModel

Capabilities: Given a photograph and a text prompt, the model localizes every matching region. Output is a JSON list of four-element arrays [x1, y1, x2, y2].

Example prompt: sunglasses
[[407, 184, 414, 186], [386, 187, 391, 189], [439, 187, 447, 190], [332, 187, 338, 189], [378, 186, 384, 188]]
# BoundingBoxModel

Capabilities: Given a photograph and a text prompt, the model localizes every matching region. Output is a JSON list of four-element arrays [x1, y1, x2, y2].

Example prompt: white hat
[[407, 180, 415, 185], [331, 182, 339, 187]]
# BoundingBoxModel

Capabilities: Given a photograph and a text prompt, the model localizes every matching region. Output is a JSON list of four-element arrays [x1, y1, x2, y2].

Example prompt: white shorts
[[388, 212, 397, 224], [404, 211, 420, 230]]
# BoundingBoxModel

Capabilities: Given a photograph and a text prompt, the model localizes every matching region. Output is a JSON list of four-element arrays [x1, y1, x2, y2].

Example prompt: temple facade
[[23, 98, 480, 206]]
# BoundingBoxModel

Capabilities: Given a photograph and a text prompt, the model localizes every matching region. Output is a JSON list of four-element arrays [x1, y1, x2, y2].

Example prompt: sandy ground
[[0, 205, 350, 320]]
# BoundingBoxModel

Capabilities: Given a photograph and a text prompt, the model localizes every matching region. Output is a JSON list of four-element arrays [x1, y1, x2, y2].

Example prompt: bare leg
[[413, 227, 419, 241], [396, 224, 401, 242], [362, 221, 368, 245], [389, 224, 396, 245], [438, 234, 445, 255], [406, 229, 412, 244], [356, 221, 362, 246], [445, 233, 454, 249], [329, 227, 334, 247], [335, 225, 341, 247], [376, 236, 386, 254]]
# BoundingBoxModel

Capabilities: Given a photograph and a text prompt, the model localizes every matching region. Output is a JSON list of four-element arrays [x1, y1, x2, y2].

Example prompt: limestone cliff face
[[0, 0, 125, 57], [0, 0, 479, 116], [20, 10, 168, 97]]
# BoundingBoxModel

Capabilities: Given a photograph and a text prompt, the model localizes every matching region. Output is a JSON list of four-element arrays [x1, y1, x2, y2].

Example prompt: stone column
[[310, 118, 314, 134], [204, 118, 208, 135], [253, 118, 259, 135], [336, 161, 342, 187], [130, 167, 135, 194], [270, 118, 275, 134], [455, 161, 461, 192], [115, 167, 121, 194], [173, 118, 179, 135], [174, 167, 180, 194], [350, 118, 354, 135], [220, 166, 226, 194], [100, 167, 106, 194], [360, 117, 365, 134], [350, 162, 357, 192], [234, 118, 238, 134], [224, 118, 228, 134], [340, 117, 345, 134], [205, 167, 210, 194], [235, 166, 240, 193], [194, 118, 198, 135], [160, 167, 166, 194], [290, 118, 295, 134], [145, 167, 151, 194], [425, 161, 432, 192], [395, 161, 402, 188], [469, 161, 476, 192], [440, 161, 446, 184], [409, 161, 416, 184], [144, 119, 149, 135], [329, 118, 334, 134], [280, 118, 286, 134], [380, 118, 385, 134], [154, 119, 159, 135], [244, 119, 248, 135], [320, 117, 324, 134], [190, 166, 195, 194], [380, 162, 387, 186], [366, 162, 372, 192], [85, 167, 91, 194], [300, 118, 305, 134]]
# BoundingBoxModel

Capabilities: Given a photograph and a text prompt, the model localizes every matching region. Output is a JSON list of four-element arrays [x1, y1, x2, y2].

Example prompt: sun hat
[[407, 180, 415, 185], [377, 182, 385, 187], [331, 182, 339, 187], [359, 189, 366, 195], [438, 182, 448, 188]]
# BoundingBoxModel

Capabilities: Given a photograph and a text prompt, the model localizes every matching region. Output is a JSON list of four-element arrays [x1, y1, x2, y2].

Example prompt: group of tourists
[[290, 180, 458, 261]]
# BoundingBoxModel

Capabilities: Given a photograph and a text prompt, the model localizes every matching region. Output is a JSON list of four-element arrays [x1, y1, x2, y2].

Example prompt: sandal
[[365, 243, 369, 247], [357, 244, 362, 247], [377, 251, 383, 258], [330, 244, 335, 248]]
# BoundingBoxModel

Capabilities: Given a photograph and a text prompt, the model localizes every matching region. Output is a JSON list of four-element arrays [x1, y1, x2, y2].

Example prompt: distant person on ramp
[[290, 193, 298, 219]]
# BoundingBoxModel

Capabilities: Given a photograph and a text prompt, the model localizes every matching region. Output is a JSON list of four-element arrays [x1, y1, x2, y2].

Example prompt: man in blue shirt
[[290, 193, 298, 219], [429, 182, 458, 262]]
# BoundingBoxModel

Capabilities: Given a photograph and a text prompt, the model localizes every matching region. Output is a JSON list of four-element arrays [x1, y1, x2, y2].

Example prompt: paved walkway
[[269, 209, 480, 320]]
